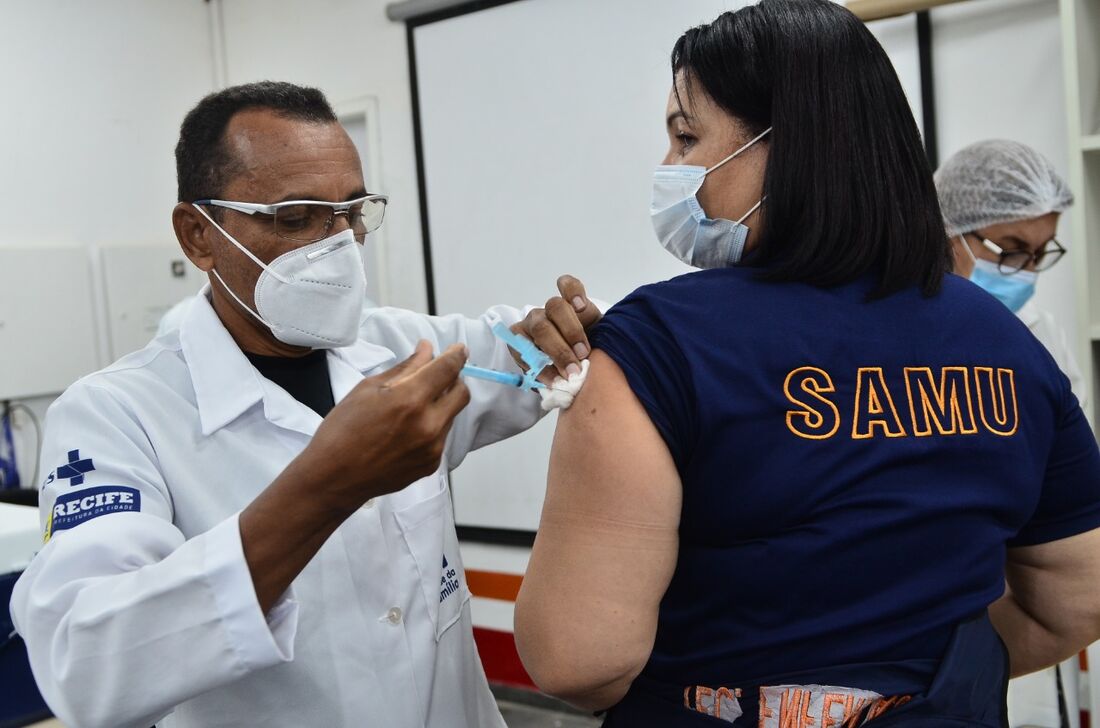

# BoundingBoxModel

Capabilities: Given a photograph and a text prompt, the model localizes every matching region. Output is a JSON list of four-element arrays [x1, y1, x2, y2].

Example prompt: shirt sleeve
[[1010, 374, 1100, 547], [589, 291, 698, 470], [359, 305, 547, 470], [10, 381, 297, 728]]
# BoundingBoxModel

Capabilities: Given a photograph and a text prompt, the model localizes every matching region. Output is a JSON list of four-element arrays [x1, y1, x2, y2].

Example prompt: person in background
[[937, 140, 1083, 407], [937, 139, 1087, 728], [513, 2, 1100, 726]]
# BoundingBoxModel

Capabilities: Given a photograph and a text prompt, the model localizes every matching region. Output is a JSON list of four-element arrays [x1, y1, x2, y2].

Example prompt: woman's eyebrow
[[666, 110, 694, 128]]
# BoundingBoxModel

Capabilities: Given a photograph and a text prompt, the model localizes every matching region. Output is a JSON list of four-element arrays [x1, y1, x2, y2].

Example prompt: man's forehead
[[224, 109, 349, 162], [221, 108, 362, 198]]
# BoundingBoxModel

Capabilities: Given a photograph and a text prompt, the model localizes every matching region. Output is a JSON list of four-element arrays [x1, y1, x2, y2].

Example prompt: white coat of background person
[[936, 138, 1084, 728], [9, 82, 602, 728]]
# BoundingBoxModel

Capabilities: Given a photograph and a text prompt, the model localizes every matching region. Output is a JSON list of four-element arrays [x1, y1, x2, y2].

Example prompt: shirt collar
[[180, 285, 396, 435]]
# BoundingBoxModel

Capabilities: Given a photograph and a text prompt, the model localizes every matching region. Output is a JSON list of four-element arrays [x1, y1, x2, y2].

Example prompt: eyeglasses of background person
[[960, 231, 1066, 274]]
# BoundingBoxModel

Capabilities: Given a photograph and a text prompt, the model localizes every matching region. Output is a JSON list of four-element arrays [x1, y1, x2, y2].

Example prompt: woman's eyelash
[[676, 132, 696, 147]]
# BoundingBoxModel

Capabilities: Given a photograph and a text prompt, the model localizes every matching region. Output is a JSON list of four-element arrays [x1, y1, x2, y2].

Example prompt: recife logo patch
[[45, 485, 141, 541], [439, 554, 461, 604]]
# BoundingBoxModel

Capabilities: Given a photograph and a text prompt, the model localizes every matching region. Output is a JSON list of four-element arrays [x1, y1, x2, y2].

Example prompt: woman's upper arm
[[514, 349, 681, 710], [1005, 526, 1100, 644]]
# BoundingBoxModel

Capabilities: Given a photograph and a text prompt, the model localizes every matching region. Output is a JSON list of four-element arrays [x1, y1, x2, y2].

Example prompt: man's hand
[[513, 275, 602, 380], [241, 341, 470, 612], [309, 340, 470, 508]]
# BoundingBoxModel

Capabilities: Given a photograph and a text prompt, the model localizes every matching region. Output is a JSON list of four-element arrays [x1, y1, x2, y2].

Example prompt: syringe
[[460, 364, 545, 389]]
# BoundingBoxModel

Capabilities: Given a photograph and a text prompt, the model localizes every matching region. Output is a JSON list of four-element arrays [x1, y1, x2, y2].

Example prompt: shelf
[[1083, 135, 1100, 153]]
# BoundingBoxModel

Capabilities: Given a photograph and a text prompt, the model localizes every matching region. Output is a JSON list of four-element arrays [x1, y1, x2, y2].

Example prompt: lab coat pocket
[[393, 478, 469, 641]]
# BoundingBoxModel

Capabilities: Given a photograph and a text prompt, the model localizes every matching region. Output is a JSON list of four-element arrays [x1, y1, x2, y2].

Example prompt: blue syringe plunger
[[458, 323, 553, 391]]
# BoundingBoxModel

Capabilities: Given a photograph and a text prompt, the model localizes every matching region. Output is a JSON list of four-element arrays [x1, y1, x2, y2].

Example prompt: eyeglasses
[[194, 194, 388, 243], [967, 233, 1066, 274]]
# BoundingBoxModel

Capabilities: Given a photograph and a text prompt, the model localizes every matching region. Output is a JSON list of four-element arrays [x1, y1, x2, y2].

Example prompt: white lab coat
[[1006, 301, 1086, 728], [10, 288, 544, 728], [1018, 300, 1086, 409]]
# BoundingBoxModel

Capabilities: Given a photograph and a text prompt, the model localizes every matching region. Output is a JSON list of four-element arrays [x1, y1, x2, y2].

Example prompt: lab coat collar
[[329, 330, 397, 378], [180, 285, 395, 436]]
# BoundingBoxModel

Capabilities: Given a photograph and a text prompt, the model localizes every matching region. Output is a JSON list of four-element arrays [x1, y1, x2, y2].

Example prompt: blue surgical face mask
[[650, 127, 771, 269], [959, 235, 1037, 313]]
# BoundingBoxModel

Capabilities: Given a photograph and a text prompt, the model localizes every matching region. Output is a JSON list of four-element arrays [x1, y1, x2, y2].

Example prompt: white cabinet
[[96, 243, 203, 361], [1061, 0, 1100, 421], [0, 244, 101, 400], [1059, 0, 1100, 718]]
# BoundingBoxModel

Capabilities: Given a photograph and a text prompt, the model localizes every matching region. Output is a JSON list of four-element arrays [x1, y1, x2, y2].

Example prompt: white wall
[[0, 0, 216, 486], [0, 1, 215, 250], [217, 0, 429, 313]]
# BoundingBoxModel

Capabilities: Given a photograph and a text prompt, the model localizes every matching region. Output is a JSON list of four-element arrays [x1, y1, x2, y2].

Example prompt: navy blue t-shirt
[[591, 267, 1100, 699]]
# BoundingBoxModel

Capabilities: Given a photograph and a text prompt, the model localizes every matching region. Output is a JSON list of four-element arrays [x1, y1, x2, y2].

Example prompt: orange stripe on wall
[[466, 569, 524, 602], [474, 626, 536, 690]]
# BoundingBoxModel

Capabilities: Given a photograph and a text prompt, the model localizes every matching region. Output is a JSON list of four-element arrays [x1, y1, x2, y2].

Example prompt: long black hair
[[673, 0, 950, 297]]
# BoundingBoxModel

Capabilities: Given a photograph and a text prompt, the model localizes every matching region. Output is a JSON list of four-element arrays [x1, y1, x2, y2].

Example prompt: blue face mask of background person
[[650, 128, 771, 269], [959, 235, 1037, 313]]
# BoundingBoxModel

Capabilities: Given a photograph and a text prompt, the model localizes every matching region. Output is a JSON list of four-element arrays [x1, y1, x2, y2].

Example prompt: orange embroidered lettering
[[784, 367, 841, 440], [821, 693, 844, 728], [760, 688, 774, 722], [841, 697, 870, 727], [975, 367, 1018, 436], [714, 687, 737, 719], [852, 367, 907, 439], [904, 366, 977, 436], [779, 689, 804, 728], [695, 686, 714, 714], [799, 689, 816, 728]]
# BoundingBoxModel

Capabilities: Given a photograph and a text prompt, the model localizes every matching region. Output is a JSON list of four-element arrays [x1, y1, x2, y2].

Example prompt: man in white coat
[[10, 82, 599, 728], [937, 139, 1085, 728]]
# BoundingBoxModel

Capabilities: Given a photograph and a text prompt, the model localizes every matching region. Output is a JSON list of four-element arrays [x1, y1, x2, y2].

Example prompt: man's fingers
[[556, 275, 601, 328], [556, 274, 588, 311], [523, 309, 580, 379], [435, 377, 472, 426], [404, 343, 468, 398], [545, 297, 590, 362], [508, 323, 531, 373], [377, 340, 434, 385]]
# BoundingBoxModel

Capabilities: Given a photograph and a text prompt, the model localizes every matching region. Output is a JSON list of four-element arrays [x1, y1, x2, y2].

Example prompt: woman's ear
[[173, 203, 215, 272]]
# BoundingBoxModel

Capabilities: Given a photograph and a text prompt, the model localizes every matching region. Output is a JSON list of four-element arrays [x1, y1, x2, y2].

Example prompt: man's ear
[[173, 203, 215, 272]]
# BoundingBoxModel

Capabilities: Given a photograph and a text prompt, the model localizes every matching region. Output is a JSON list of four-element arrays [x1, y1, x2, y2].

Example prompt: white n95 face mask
[[651, 127, 771, 269], [194, 205, 367, 348]]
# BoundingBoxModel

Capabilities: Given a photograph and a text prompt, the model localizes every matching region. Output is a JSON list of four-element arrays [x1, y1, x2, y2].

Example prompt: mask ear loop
[[192, 204, 291, 284], [958, 234, 979, 265], [706, 127, 773, 174], [736, 196, 766, 225], [208, 267, 274, 330], [707, 128, 771, 226], [192, 204, 279, 330]]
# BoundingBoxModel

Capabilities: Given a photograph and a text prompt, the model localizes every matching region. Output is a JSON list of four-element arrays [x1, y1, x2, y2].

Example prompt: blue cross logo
[[56, 449, 95, 486]]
